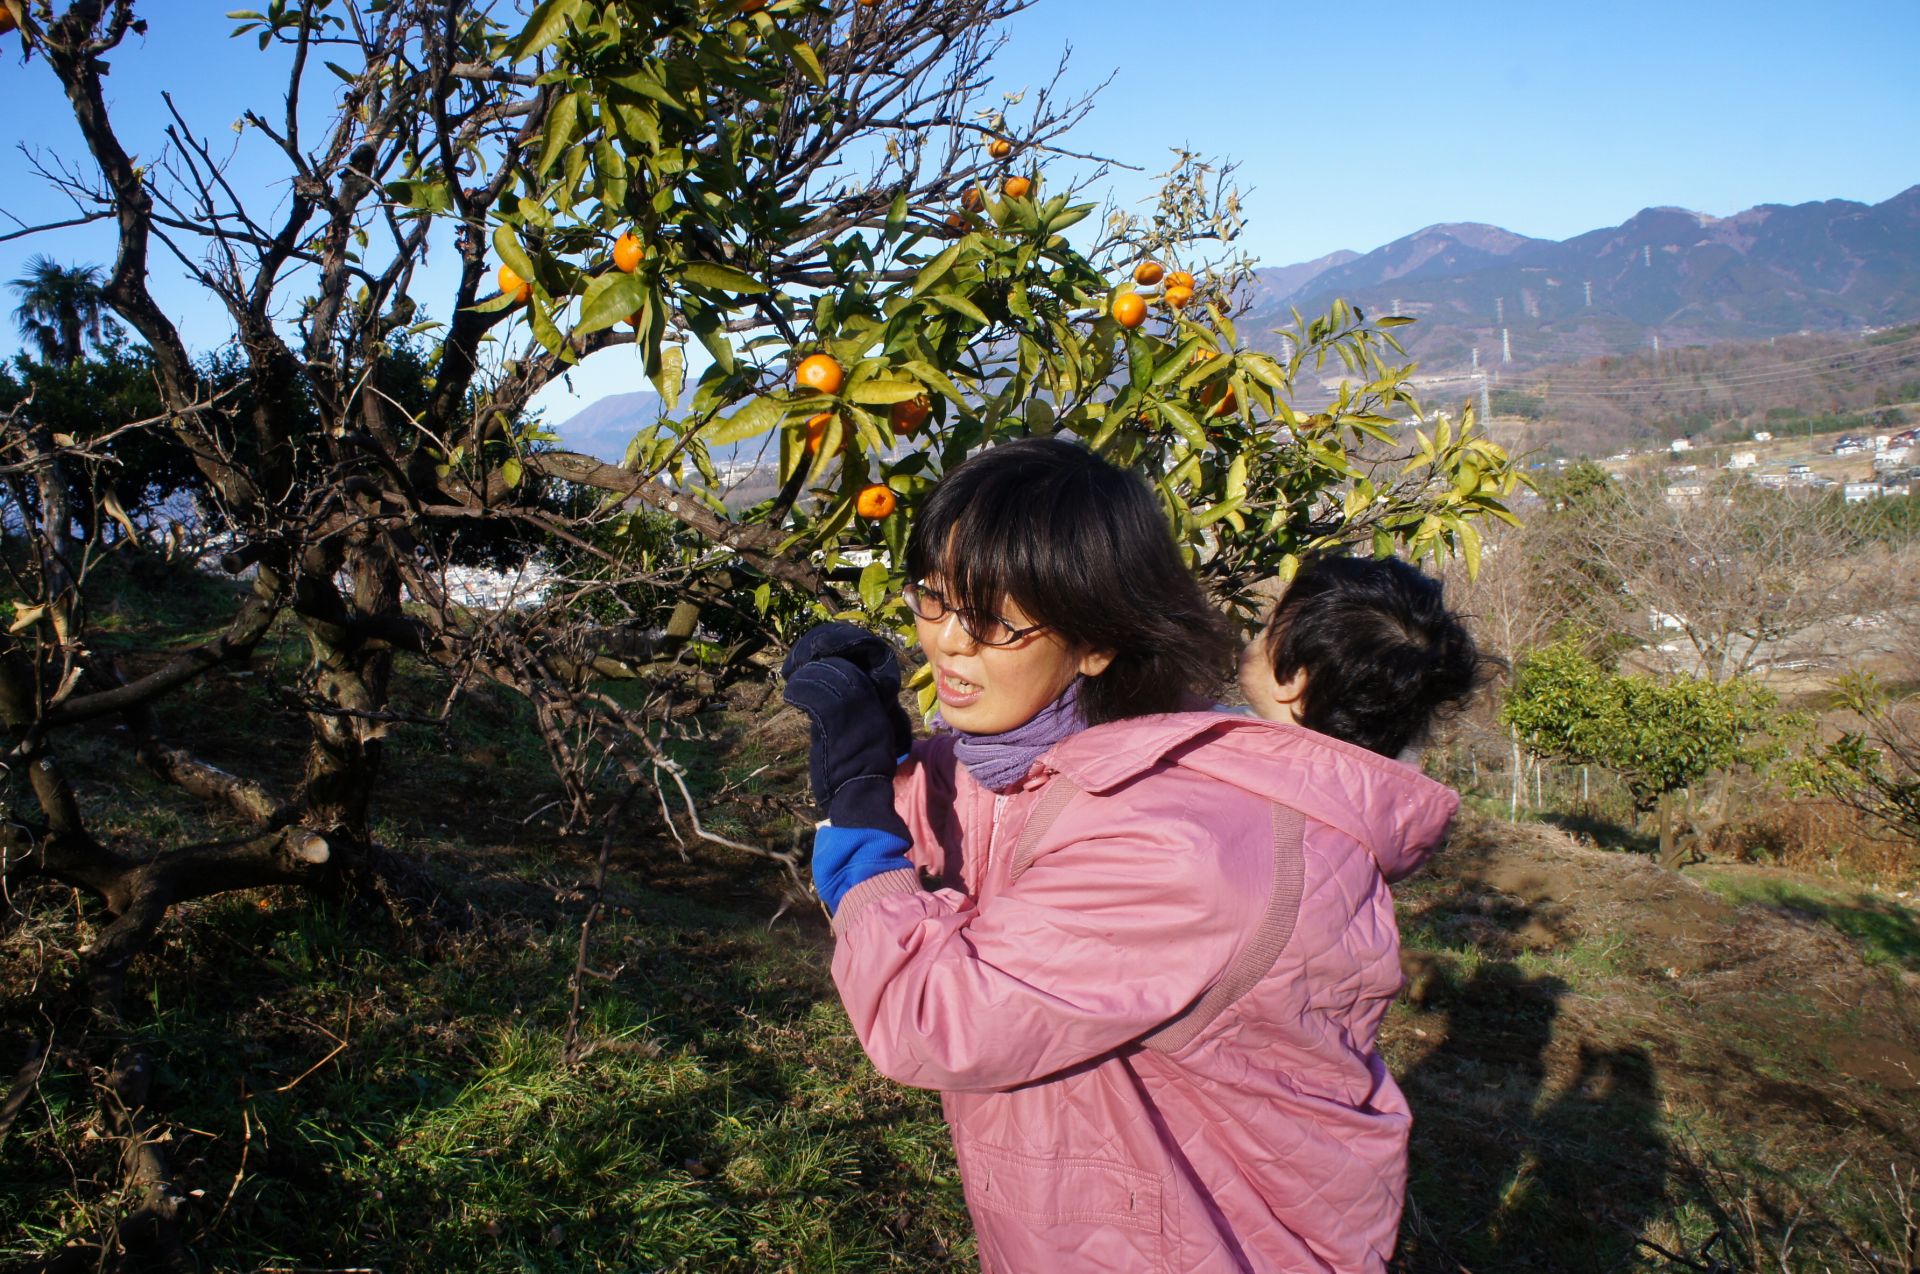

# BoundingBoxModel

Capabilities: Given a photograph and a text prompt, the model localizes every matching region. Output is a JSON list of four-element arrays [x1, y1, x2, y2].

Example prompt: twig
[[562, 785, 643, 1067], [274, 1007, 349, 1094], [0, 1030, 50, 1145], [205, 1087, 253, 1232]]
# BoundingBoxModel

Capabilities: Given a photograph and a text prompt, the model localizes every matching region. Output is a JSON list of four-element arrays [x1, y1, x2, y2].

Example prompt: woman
[[783, 438, 1459, 1271]]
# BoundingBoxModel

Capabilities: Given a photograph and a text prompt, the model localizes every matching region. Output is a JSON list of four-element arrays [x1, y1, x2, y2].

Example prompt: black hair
[[1261, 554, 1489, 758], [904, 437, 1232, 725]]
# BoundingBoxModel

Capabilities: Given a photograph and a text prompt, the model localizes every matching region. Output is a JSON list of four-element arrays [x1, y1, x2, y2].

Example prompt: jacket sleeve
[[829, 781, 1273, 1092], [890, 735, 964, 885]]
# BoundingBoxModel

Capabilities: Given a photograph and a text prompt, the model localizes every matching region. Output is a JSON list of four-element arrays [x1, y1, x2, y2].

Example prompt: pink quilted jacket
[[829, 711, 1459, 1273]]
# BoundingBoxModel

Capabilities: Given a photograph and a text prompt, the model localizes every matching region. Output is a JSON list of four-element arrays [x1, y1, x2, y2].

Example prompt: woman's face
[[915, 586, 1113, 735]]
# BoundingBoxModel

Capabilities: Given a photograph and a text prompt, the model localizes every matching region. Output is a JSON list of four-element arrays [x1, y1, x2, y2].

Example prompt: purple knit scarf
[[947, 678, 1088, 793]]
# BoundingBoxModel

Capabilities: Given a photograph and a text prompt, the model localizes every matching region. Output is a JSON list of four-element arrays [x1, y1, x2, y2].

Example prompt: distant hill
[[1244, 186, 1920, 374], [548, 388, 661, 463], [1241, 248, 1361, 314]]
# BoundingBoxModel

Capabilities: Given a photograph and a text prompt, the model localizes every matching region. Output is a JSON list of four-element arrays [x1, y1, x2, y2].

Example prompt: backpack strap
[[1003, 779, 1309, 1055], [1139, 801, 1306, 1054], [1005, 775, 1083, 883]]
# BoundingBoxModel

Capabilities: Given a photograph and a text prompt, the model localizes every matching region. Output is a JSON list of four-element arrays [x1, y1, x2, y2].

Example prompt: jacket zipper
[[984, 792, 1008, 887]]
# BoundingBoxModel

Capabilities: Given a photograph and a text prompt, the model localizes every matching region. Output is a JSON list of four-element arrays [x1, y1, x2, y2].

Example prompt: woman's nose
[[931, 611, 979, 655]]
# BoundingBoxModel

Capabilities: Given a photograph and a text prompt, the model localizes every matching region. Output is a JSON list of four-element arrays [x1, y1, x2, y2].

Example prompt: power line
[[1488, 337, 1920, 400], [1502, 333, 1920, 388]]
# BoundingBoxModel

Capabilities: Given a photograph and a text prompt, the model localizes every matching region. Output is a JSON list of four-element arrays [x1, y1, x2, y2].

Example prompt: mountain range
[[1241, 186, 1920, 373], [551, 187, 1920, 455]]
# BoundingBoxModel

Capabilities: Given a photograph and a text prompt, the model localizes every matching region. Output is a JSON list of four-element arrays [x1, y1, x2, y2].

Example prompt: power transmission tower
[[1502, 328, 1512, 364]]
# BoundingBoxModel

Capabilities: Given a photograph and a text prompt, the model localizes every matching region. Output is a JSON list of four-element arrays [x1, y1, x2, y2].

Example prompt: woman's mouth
[[935, 666, 983, 707]]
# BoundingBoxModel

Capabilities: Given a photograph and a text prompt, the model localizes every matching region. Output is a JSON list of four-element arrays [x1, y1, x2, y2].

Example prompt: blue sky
[[3, 0, 1916, 419]]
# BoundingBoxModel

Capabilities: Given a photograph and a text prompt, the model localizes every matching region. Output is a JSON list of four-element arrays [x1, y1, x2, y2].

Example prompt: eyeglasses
[[902, 580, 1048, 648]]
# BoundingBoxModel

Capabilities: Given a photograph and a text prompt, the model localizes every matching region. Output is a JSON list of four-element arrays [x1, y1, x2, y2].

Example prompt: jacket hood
[[1043, 711, 1458, 883]]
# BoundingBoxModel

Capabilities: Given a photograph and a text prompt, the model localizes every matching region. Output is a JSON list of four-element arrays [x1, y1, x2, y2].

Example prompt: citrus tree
[[482, 1, 1520, 684], [2, 1, 1516, 1261], [1502, 640, 1788, 865]]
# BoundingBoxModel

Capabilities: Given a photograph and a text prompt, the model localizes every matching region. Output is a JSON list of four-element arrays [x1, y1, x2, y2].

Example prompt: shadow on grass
[[1765, 888, 1920, 972], [1395, 831, 1671, 1273], [1535, 809, 1658, 858], [1395, 963, 1668, 1274]]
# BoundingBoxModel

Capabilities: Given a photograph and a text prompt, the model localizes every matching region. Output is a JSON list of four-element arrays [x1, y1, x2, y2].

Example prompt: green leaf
[[492, 223, 536, 289], [858, 561, 890, 611], [789, 39, 827, 88], [502, 457, 525, 489], [510, 0, 585, 59], [539, 92, 584, 176], [1160, 401, 1208, 449], [911, 243, 962, 297], [464, 289, 522, 314], [849, 378, 926, 406], [384, 177, 453, 214], [1048, 202, 1094, 232], [704, 395, 788, 447], [651, 345, 686, 413], [679, 262, 767, 294], [576, 271, 650, 335], [528, 299, 568, 360], [928, 291, 991, 326]]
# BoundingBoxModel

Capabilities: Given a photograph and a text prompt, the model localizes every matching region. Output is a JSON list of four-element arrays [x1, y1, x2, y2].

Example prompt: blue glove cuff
[[812, 821, 912, 913]]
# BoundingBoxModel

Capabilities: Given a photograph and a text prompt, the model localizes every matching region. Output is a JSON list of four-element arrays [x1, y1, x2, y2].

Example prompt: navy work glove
[[782, 624, 915, 912], [781, 622, 912, 757], [781, 653, 911, 835]]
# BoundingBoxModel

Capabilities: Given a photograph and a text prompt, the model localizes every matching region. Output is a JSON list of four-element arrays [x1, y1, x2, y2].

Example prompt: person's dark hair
[[1262, 555, 1489, 758], [904, 438, 1232, 725]]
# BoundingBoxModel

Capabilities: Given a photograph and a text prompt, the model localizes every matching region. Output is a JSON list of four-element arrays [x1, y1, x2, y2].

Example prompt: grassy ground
[[4, 562, 1919, 1271], [1390, 819, 1920, 1272]]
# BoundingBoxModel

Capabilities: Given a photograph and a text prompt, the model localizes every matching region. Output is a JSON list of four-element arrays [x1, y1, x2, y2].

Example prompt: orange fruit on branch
[[1201, 382, 1237, 418], [1001, 175, 1033, 199], [496, 263, 532, 305], [1163, 283, 1194, 309], [803, 411, 839, 455], [795, 353, 844, 395], [856, 483, 898, 520], [612, 232, 645, 273], [1133, 261, 1165, 287], [889, 395, 932, 435], [960, 186, 986, 213], [1165, 269, 1195, 290], [0, 10, 15, 33], [988, 138, 1013, 160], [1111, 292, 1147, 329]]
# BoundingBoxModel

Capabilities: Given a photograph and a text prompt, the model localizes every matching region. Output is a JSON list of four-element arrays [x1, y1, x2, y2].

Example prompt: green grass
[[1694, 869, 1920, 971], [2, 882, 973, 1272]]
